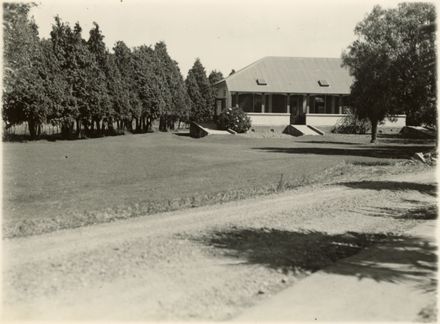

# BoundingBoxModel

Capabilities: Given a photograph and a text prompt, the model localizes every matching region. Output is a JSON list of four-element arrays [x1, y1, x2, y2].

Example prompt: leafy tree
[[87, 22, 111, 134], [3, 2, 49, 138], [107, 53, 130, 132], [342, 3, 436, 143], [132, 45, 168, 132], [39, 38, 71, 133], [186, 58, 213, 123], [3, 6, 199, 139], [113, 41, 141, 131], [49, 18, 102, 138], [154, 41, 190, 130], [208, 70, 223, 85]]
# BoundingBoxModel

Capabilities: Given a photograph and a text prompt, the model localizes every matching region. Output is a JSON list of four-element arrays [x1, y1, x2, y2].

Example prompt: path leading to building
[[3, 169, 437, 321]]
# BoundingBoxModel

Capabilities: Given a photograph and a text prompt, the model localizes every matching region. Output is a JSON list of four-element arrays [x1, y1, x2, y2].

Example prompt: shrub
[[332, 111, 370, 134], [216, 107, 251, 133]]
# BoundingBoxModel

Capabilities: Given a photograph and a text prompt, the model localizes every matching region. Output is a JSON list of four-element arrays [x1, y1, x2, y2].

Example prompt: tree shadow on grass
[[356, 204, 437, 220], [193, 227, 436, 290], [295, 140, 363, 146], [174, 132, 191, 137], [350, 161, 395, 166], [253, 145, 434, 159], [338, 181, 437, 196]]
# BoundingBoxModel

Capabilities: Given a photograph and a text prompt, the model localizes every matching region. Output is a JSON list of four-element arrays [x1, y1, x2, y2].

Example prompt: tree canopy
[[186, 58, 214, 123], [342, 3, 436, 143], [3, 4, 196, 139], [3, 2, 49, 137]]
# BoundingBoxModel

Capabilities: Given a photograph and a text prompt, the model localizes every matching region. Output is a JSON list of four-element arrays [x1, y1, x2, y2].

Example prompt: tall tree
[[342, 3, 436, 143], [3, 2, 49, 138], [49, 18, 101, 138], [132, 45, 167, 132], [107, 53, 130, 131], [186, 58, 213, 123], [154, 41, 190, 130], [87, 22, 111, 134], [113, 41, 141, 131]]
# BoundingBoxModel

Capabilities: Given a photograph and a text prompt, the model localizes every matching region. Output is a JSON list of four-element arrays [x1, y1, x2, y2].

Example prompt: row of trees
[[342, 2, 436, 143], [3, 3, 224, 139]]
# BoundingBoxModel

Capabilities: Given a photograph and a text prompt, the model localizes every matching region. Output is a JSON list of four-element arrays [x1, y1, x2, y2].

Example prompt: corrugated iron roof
[[222, 56, 352, 95]]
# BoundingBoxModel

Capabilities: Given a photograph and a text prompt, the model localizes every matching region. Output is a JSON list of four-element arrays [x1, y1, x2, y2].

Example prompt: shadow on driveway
[[355, 204, 437, 221], [194, 227, 436, 291], [338, 181, 437, 196]]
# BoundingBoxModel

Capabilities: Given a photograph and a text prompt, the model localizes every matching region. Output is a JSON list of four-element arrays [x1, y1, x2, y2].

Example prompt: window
[[231, 93, 237, 107], [313, 96, 325, 113], [256, 78, 267, 85], [253, 94, 262, 113], [239, 94, 253, 112], [325, 96, 333, 113], [318, 80, 329, 87], [272, 95, 287, 113]]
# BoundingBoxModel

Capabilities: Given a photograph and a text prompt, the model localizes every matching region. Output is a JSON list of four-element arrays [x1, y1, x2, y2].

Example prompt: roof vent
[[318, 80, 329, 87], [256, 78, 267, 85]]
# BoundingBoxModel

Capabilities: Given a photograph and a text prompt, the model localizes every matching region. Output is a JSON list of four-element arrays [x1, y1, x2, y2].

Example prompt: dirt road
[[3, 169, 436, 321]]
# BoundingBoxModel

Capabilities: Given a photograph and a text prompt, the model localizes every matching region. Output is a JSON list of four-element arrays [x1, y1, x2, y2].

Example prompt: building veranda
[[214, 56, 406, 128]]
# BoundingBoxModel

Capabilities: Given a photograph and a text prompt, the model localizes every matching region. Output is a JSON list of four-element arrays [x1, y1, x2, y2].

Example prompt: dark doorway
[[290, 95, 305, 124]]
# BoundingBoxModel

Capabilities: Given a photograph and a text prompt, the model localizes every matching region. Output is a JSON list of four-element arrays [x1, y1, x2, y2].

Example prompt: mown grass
[[3, 132, 434, 238]]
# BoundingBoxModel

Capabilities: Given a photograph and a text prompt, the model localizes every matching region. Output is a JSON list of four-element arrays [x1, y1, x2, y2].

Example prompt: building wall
[[247, 113, 291, 126], [215, 82, 227, 98], [381, 115, 407, 127], [305, 114, 346, 126], [215, 82, 231, 109], [305, 113, 407, 127]]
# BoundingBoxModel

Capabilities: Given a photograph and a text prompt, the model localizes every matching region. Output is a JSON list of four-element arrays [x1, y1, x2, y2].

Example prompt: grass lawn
[[3, 132, 435, 237]]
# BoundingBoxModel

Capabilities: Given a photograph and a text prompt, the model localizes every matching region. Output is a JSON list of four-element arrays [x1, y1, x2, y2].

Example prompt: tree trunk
[[169, 116, 175, 130], [134, 117, 139, 132], [28, 120, 37, 139], [370, 119, 378, 143], [108, 117, 114, 134], [61, 121, 71, 139], [102, 119, 107, 134], [96, 119, 101, 135], [147, 117, 152, 132], [76, 119, 81, 138], [160, 115, 167, 132], [83, 122, 90, 137]]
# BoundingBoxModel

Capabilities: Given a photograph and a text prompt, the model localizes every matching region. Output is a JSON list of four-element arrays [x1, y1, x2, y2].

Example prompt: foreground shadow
[[254, 144, 434, 159], [357, 204, 437, 220], [174, 132, 191, 137], [295, 140, 362, 146], [339, 181, 437, 196], [194, 228, 436, 288]]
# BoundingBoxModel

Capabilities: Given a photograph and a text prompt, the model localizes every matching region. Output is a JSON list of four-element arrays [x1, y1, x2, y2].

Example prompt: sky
[[30, 0, 420, 77]]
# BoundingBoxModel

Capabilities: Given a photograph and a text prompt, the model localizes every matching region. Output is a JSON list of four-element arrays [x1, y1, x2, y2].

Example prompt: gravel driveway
[[3, 169, 436, 321]]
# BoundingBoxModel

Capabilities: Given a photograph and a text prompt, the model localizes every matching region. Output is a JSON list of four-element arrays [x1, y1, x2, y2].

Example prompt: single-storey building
[[214, 56, 406, 129]]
